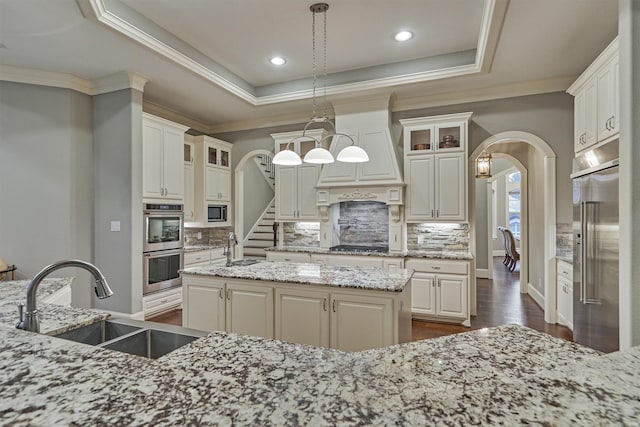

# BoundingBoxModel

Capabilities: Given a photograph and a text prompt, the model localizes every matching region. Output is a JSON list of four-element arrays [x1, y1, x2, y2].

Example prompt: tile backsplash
[[407, 223, 470, 251], [283, 222, 320, 247], [184, 227, 233, 247], [337, 201, 388, 246], [556, 222, 572, 260]]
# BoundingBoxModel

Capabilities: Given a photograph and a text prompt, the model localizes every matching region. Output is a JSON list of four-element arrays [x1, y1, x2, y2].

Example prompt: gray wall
[[0, 82, 94, 307], [93, 89, 143, 314]]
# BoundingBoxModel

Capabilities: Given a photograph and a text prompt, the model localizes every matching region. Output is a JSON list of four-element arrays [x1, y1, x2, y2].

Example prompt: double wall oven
[[143, 203, 184, 295]]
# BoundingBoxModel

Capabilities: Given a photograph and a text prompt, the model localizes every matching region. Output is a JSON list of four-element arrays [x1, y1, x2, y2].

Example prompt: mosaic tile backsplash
[[337, 201, 389, 246], [556, 222, 572, 260], [283, 222, 320, 247], [407, 223, 470, 251]]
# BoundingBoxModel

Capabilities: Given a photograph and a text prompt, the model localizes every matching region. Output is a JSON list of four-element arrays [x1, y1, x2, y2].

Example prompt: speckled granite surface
[[1, 323, 638, 426], [266, 246, 473, 260], [0, 278, 108, 335], [182, 261, 412, 292]]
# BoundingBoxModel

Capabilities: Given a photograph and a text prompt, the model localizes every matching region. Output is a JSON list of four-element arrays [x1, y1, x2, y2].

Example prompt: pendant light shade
[[475, 151, 492, 178], [337, 145, 370, 163], [304, 146, 334, 164], [272, 148, 302, 165]]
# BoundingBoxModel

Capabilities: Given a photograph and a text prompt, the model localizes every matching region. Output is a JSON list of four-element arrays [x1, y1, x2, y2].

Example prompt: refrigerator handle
[[580, 201, 587, 304], [583, 201, 601, 304]]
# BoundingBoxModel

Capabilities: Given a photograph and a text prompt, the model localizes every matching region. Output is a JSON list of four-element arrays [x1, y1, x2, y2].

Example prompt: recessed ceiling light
[[394, 31, 413, 42], [269, 56, 286, 66]]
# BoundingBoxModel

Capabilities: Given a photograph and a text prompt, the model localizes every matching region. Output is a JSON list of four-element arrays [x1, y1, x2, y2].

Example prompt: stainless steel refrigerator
[[571, 141, 619, 353]]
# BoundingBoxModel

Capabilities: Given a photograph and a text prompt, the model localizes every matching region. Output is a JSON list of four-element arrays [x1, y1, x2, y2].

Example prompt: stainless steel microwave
[[208, 204, 228, 222]]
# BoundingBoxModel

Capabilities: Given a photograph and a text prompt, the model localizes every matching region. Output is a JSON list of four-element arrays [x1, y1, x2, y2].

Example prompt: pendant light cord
[[311, 8, 317, 118]]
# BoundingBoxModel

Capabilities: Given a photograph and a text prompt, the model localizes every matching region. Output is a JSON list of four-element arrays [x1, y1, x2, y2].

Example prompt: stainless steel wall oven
[[143, 203, 184, 295]]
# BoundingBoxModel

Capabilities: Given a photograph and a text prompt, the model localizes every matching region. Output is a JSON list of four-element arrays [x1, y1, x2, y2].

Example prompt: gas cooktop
[[329, 245, 389, 254]]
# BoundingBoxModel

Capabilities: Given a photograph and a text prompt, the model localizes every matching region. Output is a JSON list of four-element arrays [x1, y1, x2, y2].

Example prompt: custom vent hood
[[316, 95, 404, 222]]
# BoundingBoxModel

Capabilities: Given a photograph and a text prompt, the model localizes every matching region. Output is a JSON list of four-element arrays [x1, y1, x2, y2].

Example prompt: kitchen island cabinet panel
[[184, 283, 225, 332], [330, 293, 394, 352], [275, 288, 329, 347], [226, 283, 274, 339]]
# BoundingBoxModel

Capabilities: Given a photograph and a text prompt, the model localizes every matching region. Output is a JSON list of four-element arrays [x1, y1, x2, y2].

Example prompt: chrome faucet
[[224, 232, 238, 266], [16, 259, 114, 333]]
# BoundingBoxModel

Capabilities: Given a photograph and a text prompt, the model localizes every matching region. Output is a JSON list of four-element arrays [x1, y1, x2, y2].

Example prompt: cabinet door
[[406, 156, 435, 221], [330, 293, 393, 351], [226, 283, 274, 339], [275, 288, 329, 347], [583, 79, 598, 149], [297, 164, 320, 220], [184, 164, 194, 221], [574, 90, 586, 152], [275, 166, 297, 220], [217, 170, 231, 201], [411, 273, 436, 315], [162, 127, 185, 200], [435, 153, 466, 221], [436, 274, 467, 319], [184, 283, 225, 332], [435, 122, 464, 152], [142, 121, 164, 199], [597, 57, 619, 141], [205, 167, 226, 201]]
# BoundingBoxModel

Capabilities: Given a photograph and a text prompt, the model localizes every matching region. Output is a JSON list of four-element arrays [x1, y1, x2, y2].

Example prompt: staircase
[[243, 198, 276, 259], [243, 154, 277, 259]]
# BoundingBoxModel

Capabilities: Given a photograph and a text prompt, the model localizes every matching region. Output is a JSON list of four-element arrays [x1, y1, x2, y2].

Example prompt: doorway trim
[[470, 131, 557, 324], [234, 149, 275, 259]]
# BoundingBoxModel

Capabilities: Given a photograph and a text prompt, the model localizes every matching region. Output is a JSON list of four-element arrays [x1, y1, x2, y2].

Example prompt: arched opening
[[470, 131, 557, 324], [234, 149, 276, 259]]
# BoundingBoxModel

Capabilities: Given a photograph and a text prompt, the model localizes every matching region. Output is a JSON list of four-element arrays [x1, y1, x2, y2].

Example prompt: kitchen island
[[181, 261, 413, 351]]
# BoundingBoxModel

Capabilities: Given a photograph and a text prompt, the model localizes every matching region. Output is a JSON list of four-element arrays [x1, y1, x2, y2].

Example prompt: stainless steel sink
[[53, 319, 207, 359], [230, 259, 260, 266]]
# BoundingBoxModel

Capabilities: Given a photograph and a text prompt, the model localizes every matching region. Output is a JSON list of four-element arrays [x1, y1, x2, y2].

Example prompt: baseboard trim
[[527, 283, 545, 309], [476, 268, 490, 279]]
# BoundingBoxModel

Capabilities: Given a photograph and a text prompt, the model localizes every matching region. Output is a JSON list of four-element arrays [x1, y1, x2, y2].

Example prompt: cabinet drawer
[[184, 251, 211, 266], [144, 287, 182, 308], [557, 260, 573, 281], [405, 259, 468, 275], [266, 252, 311, 263]]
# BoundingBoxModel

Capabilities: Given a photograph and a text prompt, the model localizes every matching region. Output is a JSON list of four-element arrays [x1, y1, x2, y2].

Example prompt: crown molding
[[0, 65, 93, 94], [78, 0, 501, 106], [0, 65, 150, 96], [142, 100, 210, 132], [391, 76, 575, 112]]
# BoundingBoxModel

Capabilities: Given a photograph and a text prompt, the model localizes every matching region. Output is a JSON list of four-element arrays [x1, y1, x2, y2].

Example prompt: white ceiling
[[0, 0, 618, 132]]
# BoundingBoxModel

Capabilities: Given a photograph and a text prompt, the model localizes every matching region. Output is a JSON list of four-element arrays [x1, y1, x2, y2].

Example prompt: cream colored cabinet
[[182, 276, 273, 339], [184, 250, 211, 267], [187, 135, 232, 227], [568, 37, 619, 154], [267, 251, 404, 271], [275, 288, 330, 347], [143, 286, 182, 319], [406, 258, 470, 325], [272, 129, 324, 221], [325, 254, 384, 268], [330, 292, 394, 352], [556, 259, 573, 330], [184, 137, 195, 221], [226, 282, 274, 339], [142, 113, 188, 202], [401, 113, 470, 222]]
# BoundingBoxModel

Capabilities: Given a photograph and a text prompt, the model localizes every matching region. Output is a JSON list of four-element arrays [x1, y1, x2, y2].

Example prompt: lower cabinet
[[266, 251, 312, 263], [266, 250, 404, 271], [556, 259, 573, 330], [406, 258, 470, 326], [183, 274, 410, 351], [182, 276, 273, 339], [143, 286, 182, 319]]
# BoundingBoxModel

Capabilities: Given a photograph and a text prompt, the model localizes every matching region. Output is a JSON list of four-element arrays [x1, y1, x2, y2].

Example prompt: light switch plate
[[110, 221, 121, 232]]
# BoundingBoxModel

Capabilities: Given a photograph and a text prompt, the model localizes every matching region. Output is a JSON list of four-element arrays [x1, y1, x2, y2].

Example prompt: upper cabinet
[[142, 113, 189, 203], [568, 37, 619, 154], [272, 129, 325, 221], [184, 135, 195, 221], [400, 112, 471, 222], [186, 135, 233, 227]]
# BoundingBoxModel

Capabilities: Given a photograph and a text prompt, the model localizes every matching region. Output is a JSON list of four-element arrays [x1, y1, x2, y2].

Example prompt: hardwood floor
[[148, 257, 573, 343]]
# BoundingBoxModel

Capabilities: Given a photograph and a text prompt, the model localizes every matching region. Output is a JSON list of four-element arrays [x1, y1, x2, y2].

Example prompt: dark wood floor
[[149, 257, 573, 342]]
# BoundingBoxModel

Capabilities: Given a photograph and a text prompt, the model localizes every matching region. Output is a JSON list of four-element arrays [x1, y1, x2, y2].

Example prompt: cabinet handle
[[437, 279, 441, 287], [431, 209, 435, 218], [226, 289, 230, 300], [332, 300, 336, 312], [394, 234, 397, 243], [436, 209, 439, 218], [432, 266, 441, 270], [219, 289, 223, 299], [323, 298, 327, 311], [160, 299, 168, 304]]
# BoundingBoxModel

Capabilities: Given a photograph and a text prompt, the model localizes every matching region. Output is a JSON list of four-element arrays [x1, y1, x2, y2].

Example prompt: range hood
[[316, 95, 405, 222]]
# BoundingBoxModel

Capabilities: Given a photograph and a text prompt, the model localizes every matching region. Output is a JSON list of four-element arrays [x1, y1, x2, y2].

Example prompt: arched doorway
[[234, 149, 275, 259], [470, 131, 557, 324]]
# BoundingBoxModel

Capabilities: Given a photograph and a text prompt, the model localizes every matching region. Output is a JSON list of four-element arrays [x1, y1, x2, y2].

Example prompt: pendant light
[[475, 151, 493, 178], [272, 3, 369, 166]]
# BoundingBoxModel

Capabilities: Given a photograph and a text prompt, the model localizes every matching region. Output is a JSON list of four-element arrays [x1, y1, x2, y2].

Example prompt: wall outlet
[[197, 232, 202, 239], [417, 235, 424, 245]]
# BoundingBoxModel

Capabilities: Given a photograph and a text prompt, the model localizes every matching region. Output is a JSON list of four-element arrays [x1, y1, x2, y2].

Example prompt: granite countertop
[[266, 246, 473, 260], [0, 278, 108, 335], [182, 261, 411, 292], [2, 322, 639, 425]]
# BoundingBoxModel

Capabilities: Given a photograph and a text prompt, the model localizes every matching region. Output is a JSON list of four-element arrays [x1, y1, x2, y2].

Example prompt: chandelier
[[272, 3, 369, 166]]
